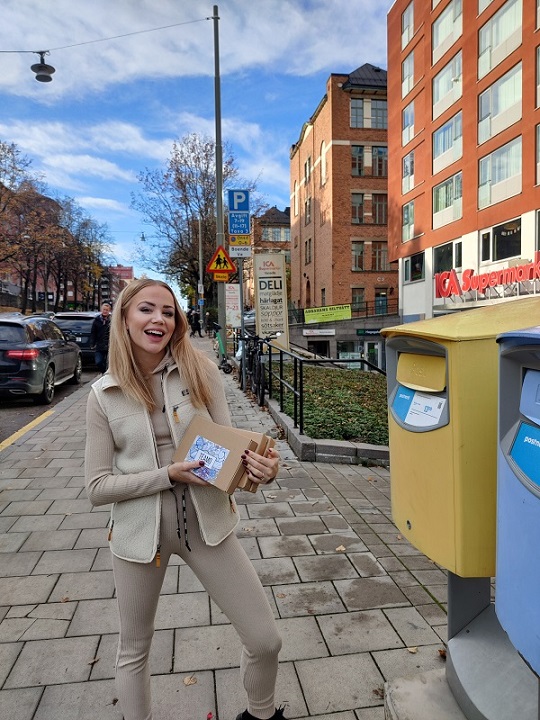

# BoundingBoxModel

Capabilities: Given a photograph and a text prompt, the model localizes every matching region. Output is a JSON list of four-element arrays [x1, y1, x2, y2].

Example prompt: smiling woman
[[84, 278, 284, 720]]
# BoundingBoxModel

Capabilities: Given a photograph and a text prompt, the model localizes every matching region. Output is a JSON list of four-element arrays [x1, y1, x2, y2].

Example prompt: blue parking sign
[[227, 189, 250, 212]]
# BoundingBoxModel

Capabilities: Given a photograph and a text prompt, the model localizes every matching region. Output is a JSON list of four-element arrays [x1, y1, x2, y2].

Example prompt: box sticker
[[184, 435, 230, 484], [510, 421, 540, 489]]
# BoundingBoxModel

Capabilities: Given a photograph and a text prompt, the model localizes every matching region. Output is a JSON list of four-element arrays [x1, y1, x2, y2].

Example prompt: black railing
[[288, 298, 399, 325], [240, 339, 386, 436]]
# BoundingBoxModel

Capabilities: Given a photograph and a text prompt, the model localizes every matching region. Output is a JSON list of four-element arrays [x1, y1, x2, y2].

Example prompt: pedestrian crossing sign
[[206, 245, 236, 274]]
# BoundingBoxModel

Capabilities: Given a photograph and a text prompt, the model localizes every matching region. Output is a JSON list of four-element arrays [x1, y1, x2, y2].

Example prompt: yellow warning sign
[[212, 272, 231, 282], [206, 245, 236, 273]]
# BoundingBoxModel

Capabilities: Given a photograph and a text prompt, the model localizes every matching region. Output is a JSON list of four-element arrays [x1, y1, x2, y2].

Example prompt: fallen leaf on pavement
[[396, 534, 402, 540], [267, 494, 277, 499], [61, 597, 70, 603], [407, 647, 418, 654], [336, 545, 346, 552], [438, 648, 447, 660], [88, 657, 100, 666], [242, 527, 254, 532], [372, 687, 385, 699], [183, 675, 197, 686], [276, 593, 287, 598]]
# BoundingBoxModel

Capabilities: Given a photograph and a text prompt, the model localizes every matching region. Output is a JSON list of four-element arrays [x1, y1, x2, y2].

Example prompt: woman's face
[[125, 285, 176, 368]]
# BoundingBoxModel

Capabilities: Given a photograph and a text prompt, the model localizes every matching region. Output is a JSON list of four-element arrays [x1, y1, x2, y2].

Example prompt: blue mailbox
[[496, 326, 540, 677]]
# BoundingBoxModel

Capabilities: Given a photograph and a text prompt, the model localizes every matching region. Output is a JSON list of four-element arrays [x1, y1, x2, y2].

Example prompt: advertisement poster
[[304, 304, 352, 324], [253, 253, 289, 350], [225, 283, 241, 328]]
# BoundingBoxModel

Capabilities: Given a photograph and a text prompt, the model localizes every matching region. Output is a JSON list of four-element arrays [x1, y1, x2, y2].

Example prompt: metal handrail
[[244, 339, 386, 435]]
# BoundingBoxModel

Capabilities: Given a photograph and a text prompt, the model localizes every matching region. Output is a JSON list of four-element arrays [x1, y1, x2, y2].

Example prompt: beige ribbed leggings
[[112, 488, 282, 720]]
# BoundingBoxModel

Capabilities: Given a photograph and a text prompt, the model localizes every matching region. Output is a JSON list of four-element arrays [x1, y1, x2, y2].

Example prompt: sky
[[0, 0, 394, 287]]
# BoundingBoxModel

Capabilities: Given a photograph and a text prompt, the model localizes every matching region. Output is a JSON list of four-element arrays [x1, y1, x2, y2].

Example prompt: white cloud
[[77, 196, 130, 213], [0, 0, 391, 98]]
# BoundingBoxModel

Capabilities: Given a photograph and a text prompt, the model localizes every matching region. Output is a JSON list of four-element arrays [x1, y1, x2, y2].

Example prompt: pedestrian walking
[[205, 310, 211, 335], [90, 302, 112, 373], [84, 279, 284, 720], [190, 308, 203, 337]]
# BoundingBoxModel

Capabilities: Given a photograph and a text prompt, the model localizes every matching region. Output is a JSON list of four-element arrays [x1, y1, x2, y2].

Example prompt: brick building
[[243, 206, 290, 308], [289, 64, 398, 362], [388, 0, 540, 321], [290, 64, 398, 313]]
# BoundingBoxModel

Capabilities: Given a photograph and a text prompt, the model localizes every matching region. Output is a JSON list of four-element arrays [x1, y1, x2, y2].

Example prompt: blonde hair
[[108, 279, 214, 411]]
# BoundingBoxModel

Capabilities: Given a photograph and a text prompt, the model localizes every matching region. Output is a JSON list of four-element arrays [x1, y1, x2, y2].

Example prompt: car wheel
[[68, 356, 82, 384], [35, 366, 55, 404]]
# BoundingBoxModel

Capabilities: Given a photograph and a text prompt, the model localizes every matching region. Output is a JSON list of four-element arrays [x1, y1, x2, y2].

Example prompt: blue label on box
[[392, 384, 447, 429], [510, 421, 540, 489]]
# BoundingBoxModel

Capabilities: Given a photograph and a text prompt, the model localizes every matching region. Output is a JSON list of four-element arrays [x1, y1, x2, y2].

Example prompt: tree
[[132, 133, 265, 304], [0, 141, 42, 264]]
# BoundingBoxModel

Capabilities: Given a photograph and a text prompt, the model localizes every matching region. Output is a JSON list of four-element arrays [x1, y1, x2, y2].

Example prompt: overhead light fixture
[[31, 51, 55, 82]]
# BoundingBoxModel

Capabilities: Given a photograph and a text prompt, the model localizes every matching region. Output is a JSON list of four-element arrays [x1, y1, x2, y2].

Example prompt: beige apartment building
[[388, 0, 540, 321]]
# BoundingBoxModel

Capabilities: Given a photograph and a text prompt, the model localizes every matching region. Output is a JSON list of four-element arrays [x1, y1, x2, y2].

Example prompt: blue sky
[[0, 0, 393, 283]]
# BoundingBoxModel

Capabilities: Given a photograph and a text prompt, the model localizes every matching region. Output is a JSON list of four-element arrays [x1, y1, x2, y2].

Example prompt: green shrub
[[278, 365, 388, 445]]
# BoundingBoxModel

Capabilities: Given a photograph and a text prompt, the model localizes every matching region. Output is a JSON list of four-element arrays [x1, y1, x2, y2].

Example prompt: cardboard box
[[172, 414, 275, 494]]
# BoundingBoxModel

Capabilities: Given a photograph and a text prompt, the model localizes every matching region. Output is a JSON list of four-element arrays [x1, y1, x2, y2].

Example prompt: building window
[[402, 1, 414, 48], [433, 172, 463, 229], [351, 98, 364, 128], [404, 251, 425, 282], [304, 197, 312, 225], [402, 150, 415, 193], [351, 146, 364, 176], [372, 146, 388, 177], [402, 200, 415, 241], [433, 0, 463, 65], [402, 50, 414, 97], [480, 218, 521, 262], [320, 141, 327, 185], [479, 0, 522, 80], [433, 241, 454, 273], [352, 193, 364, 224], [304, 157, 312, 183], [352, 241, 365, 271], [373, 242, 390, 271], [433, 111, 462, 174], [402, 100, 415, 145], [433, 51, 462, 120], [478, 136, 522, 209], [321, 288, 326, 306], [305, 238, 312, 264], [372, 194, 388, 225], [371, 100, 388, 129], [537, 46, 540, 108], [351, 287, 365, 311], [375, 288, 389, 315], [537, 124, 540, 185], [478, 63, 522, 144]]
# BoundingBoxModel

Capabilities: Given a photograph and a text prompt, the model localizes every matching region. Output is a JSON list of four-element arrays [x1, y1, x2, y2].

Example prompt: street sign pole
[[238, 257, 246, 390]]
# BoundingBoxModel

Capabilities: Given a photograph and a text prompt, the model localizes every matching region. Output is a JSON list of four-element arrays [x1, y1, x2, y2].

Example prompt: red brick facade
[[289, 66, 398, 313]]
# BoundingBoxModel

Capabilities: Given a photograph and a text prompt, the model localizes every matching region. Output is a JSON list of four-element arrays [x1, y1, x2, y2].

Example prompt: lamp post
[[212, 5, 227, 360]]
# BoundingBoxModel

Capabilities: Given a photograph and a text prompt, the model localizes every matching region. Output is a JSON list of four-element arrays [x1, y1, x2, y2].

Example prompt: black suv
[[0, 314, 82, 404], [53, 312, 99, 365]]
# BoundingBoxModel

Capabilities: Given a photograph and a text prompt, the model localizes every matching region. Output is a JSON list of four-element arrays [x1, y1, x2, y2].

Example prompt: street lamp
[[30, 52, 55, 82]]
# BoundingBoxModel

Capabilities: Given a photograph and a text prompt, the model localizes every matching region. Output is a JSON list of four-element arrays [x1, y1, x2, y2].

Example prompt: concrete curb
[[266, 396, 390, 466]]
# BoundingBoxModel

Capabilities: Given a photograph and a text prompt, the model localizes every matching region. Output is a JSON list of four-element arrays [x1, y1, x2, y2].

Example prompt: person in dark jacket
[[90, 302, 112, 373]]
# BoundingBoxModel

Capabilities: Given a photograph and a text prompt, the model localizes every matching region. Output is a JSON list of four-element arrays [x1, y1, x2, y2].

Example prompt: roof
[[341, 63, 387, 92], [257, 206, 290, 226]]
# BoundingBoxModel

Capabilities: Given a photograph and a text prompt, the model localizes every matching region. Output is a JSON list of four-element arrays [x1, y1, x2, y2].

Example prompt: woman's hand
[[167, 460, 209, 486], [241, 446, 280, 486]]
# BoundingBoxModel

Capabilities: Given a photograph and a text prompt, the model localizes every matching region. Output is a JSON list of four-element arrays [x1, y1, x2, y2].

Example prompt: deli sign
[[435, 252, 540, 298]]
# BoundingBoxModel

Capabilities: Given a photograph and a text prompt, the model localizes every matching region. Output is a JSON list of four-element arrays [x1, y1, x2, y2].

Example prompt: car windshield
[[54, 317, 94, 330], [0, 323, 27, 343]]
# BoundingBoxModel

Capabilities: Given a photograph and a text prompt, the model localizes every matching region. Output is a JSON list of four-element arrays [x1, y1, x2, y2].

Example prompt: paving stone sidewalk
[[0, 337, 448, 720]]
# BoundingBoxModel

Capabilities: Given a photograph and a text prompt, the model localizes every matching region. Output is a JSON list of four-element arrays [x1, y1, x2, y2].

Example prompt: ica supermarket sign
[[435, 252, 540, 298]]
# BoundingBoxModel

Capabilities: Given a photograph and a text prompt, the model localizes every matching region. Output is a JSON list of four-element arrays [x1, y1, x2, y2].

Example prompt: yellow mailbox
[[382, 297, 540, 577]]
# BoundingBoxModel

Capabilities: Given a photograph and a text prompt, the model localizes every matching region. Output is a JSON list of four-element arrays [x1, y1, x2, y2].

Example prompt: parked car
[[243, 309, 256, 327], [0, 314, 82, 404], [53, 311, 99, 365]]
